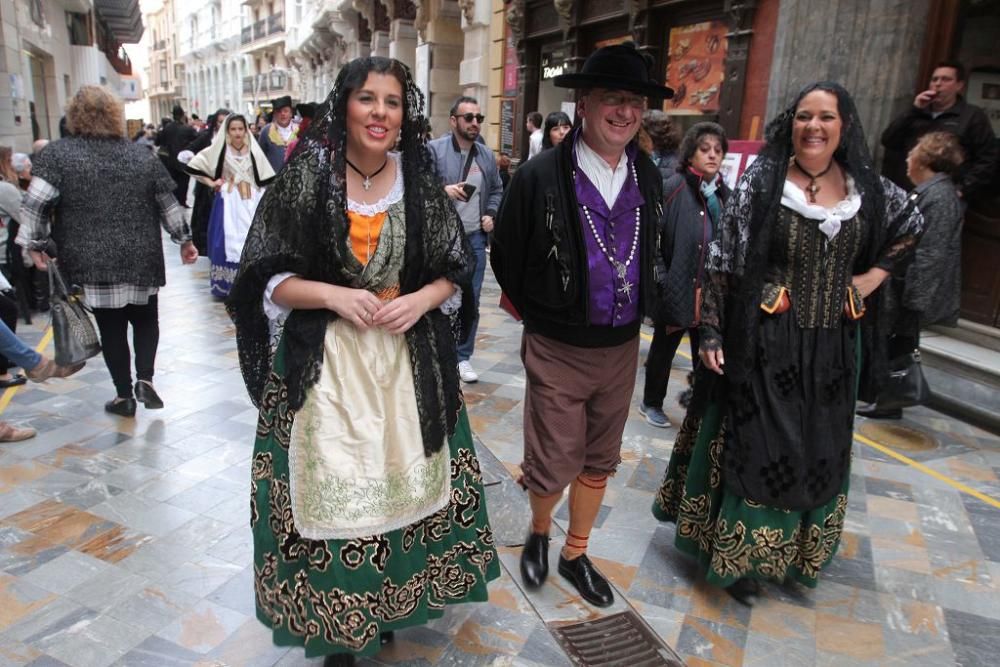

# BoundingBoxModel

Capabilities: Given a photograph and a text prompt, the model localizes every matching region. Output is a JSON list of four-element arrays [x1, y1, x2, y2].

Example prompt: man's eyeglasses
[[454, 113, 485, 124], [596, 91, 647, 109]]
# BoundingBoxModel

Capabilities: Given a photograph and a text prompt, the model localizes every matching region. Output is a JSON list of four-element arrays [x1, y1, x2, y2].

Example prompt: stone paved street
[[0, 242, 998, 666]]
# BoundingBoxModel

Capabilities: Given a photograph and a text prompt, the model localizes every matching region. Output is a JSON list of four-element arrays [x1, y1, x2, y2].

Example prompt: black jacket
[[491, 135, 662, 348], [654, 170, 731, 327], [155, 120, 197, 174], [881, 97, 997, 200]]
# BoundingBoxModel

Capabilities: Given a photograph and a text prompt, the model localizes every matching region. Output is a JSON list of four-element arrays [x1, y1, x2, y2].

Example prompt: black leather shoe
[[856, 404, 902, 419], [520, 532, 549, 589], [323, 655, 355, 667], [105, 398, 137, 417], [558, 554, 614, 608], [134, 380, 164, 409]]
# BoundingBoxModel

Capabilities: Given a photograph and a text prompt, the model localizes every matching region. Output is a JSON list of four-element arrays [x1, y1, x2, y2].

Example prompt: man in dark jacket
[[491, 42, 671, 609], [155, 105, 198, 206], [881, 61, 997, 202]]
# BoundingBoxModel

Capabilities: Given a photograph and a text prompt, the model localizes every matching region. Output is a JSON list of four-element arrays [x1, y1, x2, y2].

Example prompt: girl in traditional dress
[[185, 114, 274, 297], [652, 82, 924, 604], [226, 57, 500, 666]]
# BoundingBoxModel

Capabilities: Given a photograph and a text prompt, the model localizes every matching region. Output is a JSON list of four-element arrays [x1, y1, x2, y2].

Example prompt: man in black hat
[[155, 104, 198, 206], [491, 42, 672, 607], [258, 95, 297, 172]]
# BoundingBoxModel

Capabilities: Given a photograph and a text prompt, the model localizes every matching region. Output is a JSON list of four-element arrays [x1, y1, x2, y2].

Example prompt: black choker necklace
[[345, 157, 389, 191], [792, 156, 834, 204]]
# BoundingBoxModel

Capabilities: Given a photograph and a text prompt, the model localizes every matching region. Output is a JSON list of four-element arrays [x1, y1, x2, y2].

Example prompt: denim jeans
[[456, 230, 487, 363], [0, 318, 40, 372]]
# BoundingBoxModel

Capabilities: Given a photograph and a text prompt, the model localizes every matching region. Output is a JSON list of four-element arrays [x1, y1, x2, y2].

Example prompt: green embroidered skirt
[[651, 403, 848, 588], [251, 343, 501, 658]]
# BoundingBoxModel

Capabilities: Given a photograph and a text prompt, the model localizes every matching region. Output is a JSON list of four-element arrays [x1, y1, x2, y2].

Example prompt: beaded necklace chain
[[576, 165, 642, 303]]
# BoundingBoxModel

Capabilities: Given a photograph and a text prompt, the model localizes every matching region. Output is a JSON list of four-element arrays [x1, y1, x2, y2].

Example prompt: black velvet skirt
[[722, 308, 859, 511]]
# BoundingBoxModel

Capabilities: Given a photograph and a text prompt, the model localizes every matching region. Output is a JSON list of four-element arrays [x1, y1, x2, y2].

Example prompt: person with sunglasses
[[428, 96, 504, 384], [491, 42, 672, 608]]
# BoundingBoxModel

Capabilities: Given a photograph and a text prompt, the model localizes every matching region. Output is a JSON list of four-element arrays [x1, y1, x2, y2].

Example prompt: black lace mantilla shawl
[[226, 130, 473, 459]]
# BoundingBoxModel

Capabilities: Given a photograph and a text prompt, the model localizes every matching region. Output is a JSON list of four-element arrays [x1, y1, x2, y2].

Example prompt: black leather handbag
[[47, 259, 101, 366], [876, 349, 930, 410]]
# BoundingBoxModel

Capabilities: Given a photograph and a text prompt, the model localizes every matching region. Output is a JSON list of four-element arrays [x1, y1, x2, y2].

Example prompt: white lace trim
[[347, 152, 404, 216], [781, 175, 861, 241]]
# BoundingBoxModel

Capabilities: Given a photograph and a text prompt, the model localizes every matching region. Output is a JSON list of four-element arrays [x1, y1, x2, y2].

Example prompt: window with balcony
[[66, 12, 90, 46]]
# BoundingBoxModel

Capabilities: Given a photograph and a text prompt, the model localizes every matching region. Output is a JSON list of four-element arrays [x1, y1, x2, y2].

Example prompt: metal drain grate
[[550, 610, 685, 666]]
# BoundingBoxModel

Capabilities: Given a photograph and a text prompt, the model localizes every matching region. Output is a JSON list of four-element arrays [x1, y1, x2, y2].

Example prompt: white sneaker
[[458, 360, 479, 383]]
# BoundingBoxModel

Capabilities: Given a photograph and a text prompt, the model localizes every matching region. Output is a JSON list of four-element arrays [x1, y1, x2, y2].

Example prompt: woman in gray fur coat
[[858, 131, 964, 419]]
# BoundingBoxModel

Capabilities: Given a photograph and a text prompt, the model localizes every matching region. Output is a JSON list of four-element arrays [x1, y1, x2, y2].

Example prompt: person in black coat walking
[[155, 105, 198, 206], [641, 122, 730, 428]]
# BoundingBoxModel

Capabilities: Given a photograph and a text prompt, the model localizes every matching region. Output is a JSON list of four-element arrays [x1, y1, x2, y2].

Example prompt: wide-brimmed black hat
[[296, 102, 316, 119], [271, 95, 292, 111], [553, 42, 673, 100]]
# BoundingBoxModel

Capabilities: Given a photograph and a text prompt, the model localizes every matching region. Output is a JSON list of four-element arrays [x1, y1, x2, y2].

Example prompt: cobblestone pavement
[[0, 243, 998, 666]]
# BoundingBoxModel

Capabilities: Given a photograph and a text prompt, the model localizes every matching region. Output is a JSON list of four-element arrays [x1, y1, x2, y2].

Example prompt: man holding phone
[[429, 96, 504, 383]]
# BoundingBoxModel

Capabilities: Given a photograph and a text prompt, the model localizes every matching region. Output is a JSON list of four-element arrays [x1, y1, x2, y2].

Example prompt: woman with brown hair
[[17, 85, 199, 417], [858, 131, 965, 419], [228, 57, 499, 665]]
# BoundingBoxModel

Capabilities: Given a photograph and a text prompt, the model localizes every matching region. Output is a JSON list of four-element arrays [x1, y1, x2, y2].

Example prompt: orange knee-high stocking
[[528, 489, 563, 535], [562, 473, 608, 560]]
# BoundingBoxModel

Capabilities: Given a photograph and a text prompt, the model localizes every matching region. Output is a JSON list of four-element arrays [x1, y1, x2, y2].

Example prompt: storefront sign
[[500, 99, 515, 154], [665, 21, 728, 113], [541, 50, 568, 81], [503, 11, 519, 97]]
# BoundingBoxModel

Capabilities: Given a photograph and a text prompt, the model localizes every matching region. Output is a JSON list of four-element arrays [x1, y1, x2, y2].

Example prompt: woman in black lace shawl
[[652, 82, 922, 604], [227, 57, 499, 665]]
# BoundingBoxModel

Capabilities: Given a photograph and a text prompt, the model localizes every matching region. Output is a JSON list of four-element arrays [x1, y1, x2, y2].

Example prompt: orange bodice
[[347, 209, 386, 265]]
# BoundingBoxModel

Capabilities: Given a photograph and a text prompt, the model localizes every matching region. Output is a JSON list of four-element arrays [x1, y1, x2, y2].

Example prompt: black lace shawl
[[695, 82, 923, 409], [226, 57, 474, 457]]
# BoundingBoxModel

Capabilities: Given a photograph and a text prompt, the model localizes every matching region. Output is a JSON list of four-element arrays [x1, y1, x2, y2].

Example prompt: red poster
[[503, 13, 519, 97], [719, 140, 765, 190], [665, 21, 728, 113]]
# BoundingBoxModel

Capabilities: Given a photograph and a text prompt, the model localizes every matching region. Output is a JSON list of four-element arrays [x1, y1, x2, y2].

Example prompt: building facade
[[1, 0, 144, 151], [175, 0, 245, 120], [239, 0, 295, 118], [145, 0, 184, 125]]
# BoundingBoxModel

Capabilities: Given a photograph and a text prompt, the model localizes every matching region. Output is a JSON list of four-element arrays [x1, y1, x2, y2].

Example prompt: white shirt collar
[[575, 134, 629, 210], [781, 175, 861, 241]]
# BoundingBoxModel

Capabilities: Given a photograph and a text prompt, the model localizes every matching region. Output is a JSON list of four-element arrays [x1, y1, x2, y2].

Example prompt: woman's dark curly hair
[[677, 121, 728, 171], [642, 110, 682, 155]]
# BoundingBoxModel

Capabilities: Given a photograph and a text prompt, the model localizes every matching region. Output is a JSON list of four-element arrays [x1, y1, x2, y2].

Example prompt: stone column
[[766, 0, 932, 158], [413, 0, 464, 135], [385, 1, 418, 71], [458, 0, 491, 114]]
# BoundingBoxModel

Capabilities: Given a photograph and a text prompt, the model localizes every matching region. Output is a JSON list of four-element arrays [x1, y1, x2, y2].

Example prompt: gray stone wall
[[766, 0, 931, 158]]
